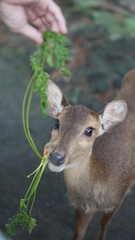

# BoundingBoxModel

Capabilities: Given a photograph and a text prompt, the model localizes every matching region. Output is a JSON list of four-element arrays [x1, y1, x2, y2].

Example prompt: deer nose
[[49, 151, 65, 166]]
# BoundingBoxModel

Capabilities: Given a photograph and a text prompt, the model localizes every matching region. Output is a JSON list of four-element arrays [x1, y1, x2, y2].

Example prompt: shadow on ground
[[0, 2, 135, 240]]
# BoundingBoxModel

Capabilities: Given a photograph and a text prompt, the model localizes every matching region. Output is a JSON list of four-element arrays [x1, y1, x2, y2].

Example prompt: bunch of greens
[[6, 30, 70, 239]]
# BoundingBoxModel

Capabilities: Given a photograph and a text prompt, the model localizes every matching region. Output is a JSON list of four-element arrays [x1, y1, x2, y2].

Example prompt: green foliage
[[6, 155, 48, 239], [91, 10, 135, 40], [30, 30, 70, 117], [72, 0, 135, 40], [6, 213, 36, 239], [6, 30, 70, 239], [42, 31, 69, 70], [35, 71, 49, 117], [73, 0, 99, 11]]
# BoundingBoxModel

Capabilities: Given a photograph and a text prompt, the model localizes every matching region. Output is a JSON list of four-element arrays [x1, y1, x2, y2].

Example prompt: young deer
[[45, 70, 135, 240]]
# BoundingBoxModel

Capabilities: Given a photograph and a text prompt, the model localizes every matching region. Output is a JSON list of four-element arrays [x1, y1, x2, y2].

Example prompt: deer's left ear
[[98, 100, 127, 135], [46, 80, 69, 118]]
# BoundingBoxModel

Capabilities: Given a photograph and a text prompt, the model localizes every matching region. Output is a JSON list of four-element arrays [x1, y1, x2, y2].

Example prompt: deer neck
[[64, 151, 92, 192]]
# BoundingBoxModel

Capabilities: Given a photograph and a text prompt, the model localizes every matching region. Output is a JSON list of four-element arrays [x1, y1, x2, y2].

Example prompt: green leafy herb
[[6, 213, 36, 239], [6, 30, 70, 239]]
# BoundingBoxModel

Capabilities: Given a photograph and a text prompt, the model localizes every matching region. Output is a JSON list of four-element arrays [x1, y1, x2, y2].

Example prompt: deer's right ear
[[98, 100, 127, 135], [46, 80, 69, 118]]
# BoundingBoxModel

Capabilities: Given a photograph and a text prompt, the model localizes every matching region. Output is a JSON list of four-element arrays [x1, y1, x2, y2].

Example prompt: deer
[[44, 69, 135, 240]]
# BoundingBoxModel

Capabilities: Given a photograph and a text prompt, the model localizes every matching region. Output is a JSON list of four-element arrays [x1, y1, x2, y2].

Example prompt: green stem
[[24, 168, 39, 201], [30, 190, 37, 215], [26, 76, 42, 159], [27, 162, 44, 178], [26, 158, 48, 210], [26, 169, 42, 200], [22, 71, 42, 159], [22, 77, 33, 147]]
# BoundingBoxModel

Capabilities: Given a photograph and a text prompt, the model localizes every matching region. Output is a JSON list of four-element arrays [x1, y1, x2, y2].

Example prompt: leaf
[[6, 213, 36, 239], [61, 67, 71, 77]]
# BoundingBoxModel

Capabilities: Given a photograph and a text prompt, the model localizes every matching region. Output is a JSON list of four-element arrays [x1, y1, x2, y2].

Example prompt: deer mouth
[[48, 161, 65, 172], [48, 158, 79, 172]]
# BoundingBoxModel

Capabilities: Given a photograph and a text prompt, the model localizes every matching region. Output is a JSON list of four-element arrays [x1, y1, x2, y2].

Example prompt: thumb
[[16, 23, 44, 44]]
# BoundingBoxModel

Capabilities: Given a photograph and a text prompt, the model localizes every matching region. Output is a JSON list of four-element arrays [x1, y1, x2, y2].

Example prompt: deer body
[[45, 70, 135, 240], [65, 75, 135, 213]]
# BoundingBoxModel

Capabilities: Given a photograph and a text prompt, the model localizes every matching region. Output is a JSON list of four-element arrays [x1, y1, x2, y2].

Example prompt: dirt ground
[[0, 2, 135, 240]]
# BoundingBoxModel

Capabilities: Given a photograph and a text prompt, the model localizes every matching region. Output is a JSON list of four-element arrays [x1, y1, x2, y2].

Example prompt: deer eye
[[54, 119, 60, 129], [85, 127, 93, 136]]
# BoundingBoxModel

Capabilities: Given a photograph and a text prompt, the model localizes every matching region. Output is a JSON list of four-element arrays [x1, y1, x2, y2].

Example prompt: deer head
[[45, 80, 127, 172]]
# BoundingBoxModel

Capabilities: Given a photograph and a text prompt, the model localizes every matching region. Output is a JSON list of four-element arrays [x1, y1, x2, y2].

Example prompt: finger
[[34, 17, 47, 32], [50, 22, 59, 32], [41, 12, 59, 32], [32, 18, 44, 28], [32, 0, 49, 17], [26, 6, 45, 30], [17, 23, 43, 44], [48, 0, 67, 34], [41, 12, 53, 29], [4, 0, 38, 5], [39, 24, 46, 32], [25, 6, 37, 21], [43, 12, 53, 24], [41, 16, 48, 26]]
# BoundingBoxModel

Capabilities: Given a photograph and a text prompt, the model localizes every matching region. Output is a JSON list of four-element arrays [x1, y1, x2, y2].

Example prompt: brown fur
[[46, 70, 135, 240]]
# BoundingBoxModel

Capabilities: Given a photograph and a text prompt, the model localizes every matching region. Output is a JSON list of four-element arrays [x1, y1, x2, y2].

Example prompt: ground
[[0, 1, 135, 240]]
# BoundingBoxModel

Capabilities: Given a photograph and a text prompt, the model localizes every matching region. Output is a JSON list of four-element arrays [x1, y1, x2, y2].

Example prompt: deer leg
[[73, 209, 93, 240], [98, 208, 118, 240]]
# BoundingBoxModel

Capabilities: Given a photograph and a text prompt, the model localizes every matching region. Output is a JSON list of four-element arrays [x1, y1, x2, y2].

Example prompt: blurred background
[[0, 0, 135, 239]]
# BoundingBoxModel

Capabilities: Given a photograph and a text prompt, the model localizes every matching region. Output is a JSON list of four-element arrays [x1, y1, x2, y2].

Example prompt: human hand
[[0, 0, 67, 44]]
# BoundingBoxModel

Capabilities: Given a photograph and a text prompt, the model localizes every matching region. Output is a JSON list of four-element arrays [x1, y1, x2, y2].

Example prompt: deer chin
[[48, 161, 66, 172]]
